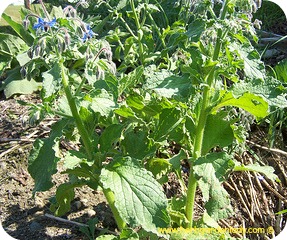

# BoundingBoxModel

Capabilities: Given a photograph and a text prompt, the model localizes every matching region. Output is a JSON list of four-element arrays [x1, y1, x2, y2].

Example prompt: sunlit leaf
[[100, 157, 170, 233]]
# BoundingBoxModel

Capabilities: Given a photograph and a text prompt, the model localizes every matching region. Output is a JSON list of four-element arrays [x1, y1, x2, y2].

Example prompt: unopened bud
[[39, 38, 46, 50], [27, 48, 33, 58], [20, 66, 27, 78], [23, 19, 30, 30], [81, 1, 89, 8], [253, 19, 262, 29], [64, 33, 71, 46], [34, 45, 41, 56], [104, 48, 113, 61]]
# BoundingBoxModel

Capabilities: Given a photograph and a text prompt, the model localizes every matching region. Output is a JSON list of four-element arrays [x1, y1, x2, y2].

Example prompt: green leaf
[[274, 59, 287, 83], [1, 67, 41, 98], [144, 71, 192, 100], [42, 63, 61, 99], [276, 209, 287, 215], [50, 183, 75, 216], [63, 150, 87, 169], [28, 120, 67, 193], [153, 108, 183, 141], [90, 96, 116, 117], [193, 152, 234, 220], [202, 112, 234, 155], [233, 162, 279, 182], [99, 124, 124, 153], [229, 43, 265, 80], [146, 158, 172, 182], [119, 66, 144, 95], [122, 129, 156, 159], [232, 77, 287, 109], [100, 157, 170, 233], [214, 91, 269, 120], [0, 33, 27, 56], [2, 13, 34, 45], [185, 19, 206, 42]]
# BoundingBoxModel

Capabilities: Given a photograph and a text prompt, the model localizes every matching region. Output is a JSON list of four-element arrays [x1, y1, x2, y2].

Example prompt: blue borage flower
[[33, 17, 57, 31], [82, 24, 96, 42]]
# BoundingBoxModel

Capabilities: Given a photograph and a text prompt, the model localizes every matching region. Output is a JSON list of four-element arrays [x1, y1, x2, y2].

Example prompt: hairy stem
[[102, 188, 126, 230], [59, 60, 93, 161], [184, 0, 231, 228], [130, 0, 145, 65]]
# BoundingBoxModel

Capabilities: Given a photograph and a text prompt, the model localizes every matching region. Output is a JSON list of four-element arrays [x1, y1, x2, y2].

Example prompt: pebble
[[74, 200, 82, 210], [29, 221, 42, 232], [87, 209, 96, 217]]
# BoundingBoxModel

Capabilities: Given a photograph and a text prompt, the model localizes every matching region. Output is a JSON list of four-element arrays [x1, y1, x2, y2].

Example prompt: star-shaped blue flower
[[82, 25, 95, 42], [33, 17, 57, 31]]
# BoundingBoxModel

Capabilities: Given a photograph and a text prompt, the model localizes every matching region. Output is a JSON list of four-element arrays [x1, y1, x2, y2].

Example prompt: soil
[[0, 95, 116, 239]]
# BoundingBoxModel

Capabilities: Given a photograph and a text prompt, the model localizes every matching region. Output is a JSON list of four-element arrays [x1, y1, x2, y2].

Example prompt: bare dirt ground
[[0, 95, 116, 239], [0, 93, 287, 240]]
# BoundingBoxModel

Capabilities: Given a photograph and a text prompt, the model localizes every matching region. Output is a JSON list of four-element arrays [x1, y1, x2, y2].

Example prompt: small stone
[[29, 221, 42, 232], [87, 209, 96, 217], [74, 200, 82, 210]]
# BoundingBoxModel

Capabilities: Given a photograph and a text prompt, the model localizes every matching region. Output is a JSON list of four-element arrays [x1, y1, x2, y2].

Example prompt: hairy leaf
[[233, 162, 279, 182], [153, 108, 183, 141], [28, 120, 67, 193], [50, 183, 75, 216], [42, 63, 61, 99], [2, 13, 34, 45], [232, 77, 287, 109], [99, 124, 124, 153], [214, 91, 268, 120], [122, 129, 156, 159], [202, 112, 234, 155], [100, 157, 170, 233], [193, 152, 234, 220]]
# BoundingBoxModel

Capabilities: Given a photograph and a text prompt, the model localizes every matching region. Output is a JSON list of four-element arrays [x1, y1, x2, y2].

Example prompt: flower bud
[[81, 1, 89, 8], [27, 48, 33, 59], [34, 45, 41, 56], [20, 66, 27, 78], [253, 19, 262, 29], [23, 19, 30, 30], [64, 33, 71, 46]]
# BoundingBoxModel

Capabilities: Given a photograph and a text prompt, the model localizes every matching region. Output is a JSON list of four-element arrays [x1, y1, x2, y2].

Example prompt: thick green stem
[[59, 60, 93, 161], [102, 188, 126, 230], [184, 0, 231, 228]]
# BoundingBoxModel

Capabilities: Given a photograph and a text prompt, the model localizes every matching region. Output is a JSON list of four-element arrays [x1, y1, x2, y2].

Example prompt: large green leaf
[[274, 59, 287, 83], [193, 152, 234, 220], [185, 19, 206, 42], [233, 162, 279, 182], [143, 69, 192, 100], [2, 13, 34, 45], [122, 129, 156, 159], [28, 120, 67, 193], [213, 91, 269, 120], [99, 124, 124, 153], [230, 43, 265, 80], [100, 157, 170, 233], [232, 77, 287, 109], [0, 33, 28, 75], [50, 183, 75, 216], [1, 67, 42, 98], [202, 112, 234, 155], [42, 63, 61, 99], [153, 108, 183, 142]]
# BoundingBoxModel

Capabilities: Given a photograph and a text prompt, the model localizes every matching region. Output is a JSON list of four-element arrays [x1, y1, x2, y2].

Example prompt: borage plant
[[23, 0, 169, 239], [21, 0, 287, 239]]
